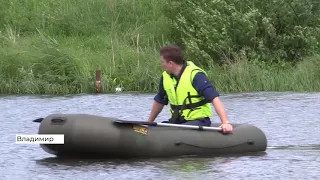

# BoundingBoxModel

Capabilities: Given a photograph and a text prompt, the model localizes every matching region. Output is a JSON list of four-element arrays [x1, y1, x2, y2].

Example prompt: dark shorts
[[161, 117, 211, 126]]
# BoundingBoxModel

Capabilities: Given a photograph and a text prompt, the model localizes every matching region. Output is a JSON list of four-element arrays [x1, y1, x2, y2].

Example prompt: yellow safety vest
[[162, 61, 213, 120]]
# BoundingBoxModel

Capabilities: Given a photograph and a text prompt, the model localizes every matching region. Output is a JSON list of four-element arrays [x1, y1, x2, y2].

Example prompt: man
[[147, 45, 233, 133]]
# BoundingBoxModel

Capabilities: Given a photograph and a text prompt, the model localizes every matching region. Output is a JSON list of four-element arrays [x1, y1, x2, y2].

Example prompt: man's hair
[[160, 45, 184, 65]]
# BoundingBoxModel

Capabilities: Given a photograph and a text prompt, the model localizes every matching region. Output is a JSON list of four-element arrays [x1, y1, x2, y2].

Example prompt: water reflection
[[268, 144, 320, 150], [35, 152, 267, 170]]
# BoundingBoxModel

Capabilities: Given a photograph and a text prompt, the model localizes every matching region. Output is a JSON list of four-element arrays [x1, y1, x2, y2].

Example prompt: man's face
[[161, 56, 173, 74]]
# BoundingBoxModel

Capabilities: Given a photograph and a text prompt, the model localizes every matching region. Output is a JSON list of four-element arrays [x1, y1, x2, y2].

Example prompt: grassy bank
[[0, 0, 319, 95], [0, 32, 164, 94], [0, 0, 170, 94], [206, 55, 320, 93]]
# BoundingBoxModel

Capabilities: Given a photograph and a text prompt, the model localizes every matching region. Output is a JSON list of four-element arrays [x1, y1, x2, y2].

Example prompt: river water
[[0, 92, 319, 180]]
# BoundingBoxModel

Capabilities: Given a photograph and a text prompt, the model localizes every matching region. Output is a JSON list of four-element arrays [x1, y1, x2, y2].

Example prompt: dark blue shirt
[[154, 61, 220, 105]]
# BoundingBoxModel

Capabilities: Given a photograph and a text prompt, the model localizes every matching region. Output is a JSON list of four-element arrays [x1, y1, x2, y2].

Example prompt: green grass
[[206, 55, 320, 93], [0, 0, 319, 95], [0, 27, 165, 94], [0, 0, 170, 94]]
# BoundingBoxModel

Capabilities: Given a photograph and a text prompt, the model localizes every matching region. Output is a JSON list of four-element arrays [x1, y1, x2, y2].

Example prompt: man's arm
[[212, 96, 232, 133], [192, 72, 220, 104], [192, 72, 228, 124], [192, 72, 232, 133], [212, 96, 229, 124], [148, 76, 168, 122], [148, 101, 165, 122]]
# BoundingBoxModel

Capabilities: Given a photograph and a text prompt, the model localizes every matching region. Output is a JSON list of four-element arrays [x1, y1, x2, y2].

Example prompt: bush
[[167, 0, 320, 66]]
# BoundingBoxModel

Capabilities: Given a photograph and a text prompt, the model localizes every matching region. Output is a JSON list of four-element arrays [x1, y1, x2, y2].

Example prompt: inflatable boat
[[33, 114, 267, 158]]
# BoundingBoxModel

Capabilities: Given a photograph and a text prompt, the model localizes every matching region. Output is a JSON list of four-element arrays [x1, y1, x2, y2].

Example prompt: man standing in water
[[147, 45, 233, 133]]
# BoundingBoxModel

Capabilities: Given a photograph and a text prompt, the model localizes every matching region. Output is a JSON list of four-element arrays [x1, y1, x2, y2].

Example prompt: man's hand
[[220, 123, 233, 133]]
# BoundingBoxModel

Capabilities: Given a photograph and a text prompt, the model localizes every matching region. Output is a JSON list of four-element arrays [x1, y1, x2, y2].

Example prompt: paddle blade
[[33, 118, 44, 123]]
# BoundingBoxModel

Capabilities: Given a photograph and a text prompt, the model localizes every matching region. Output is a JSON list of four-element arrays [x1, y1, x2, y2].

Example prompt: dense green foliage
[[0, 0, 319, 95], [167, 0, 320, 66]]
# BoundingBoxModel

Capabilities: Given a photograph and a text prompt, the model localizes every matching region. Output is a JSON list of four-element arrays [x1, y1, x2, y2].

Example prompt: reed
[[206, 55, 320, 93]]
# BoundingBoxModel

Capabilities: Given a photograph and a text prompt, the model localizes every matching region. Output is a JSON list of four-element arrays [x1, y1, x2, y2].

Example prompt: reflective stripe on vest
[[162, 61, 213, 120]]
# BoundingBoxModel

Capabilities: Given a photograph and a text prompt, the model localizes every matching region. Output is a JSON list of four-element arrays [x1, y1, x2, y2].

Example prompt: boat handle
[[51, 117, 67, 124]]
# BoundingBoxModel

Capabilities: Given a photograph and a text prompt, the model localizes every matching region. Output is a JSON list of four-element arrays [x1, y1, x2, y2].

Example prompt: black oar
[[113, 119, 222, 131], [33, 118, 44, 123]]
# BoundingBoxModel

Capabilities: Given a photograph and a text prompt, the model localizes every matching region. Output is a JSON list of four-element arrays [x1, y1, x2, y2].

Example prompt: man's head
[[160, 45, 184, 74]]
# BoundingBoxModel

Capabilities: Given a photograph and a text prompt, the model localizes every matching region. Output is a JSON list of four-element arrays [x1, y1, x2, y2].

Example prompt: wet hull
[[36, 114, 267, 158]]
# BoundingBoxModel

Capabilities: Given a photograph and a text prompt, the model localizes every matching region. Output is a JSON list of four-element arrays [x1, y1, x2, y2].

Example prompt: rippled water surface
[[1, 92, 319, 180]]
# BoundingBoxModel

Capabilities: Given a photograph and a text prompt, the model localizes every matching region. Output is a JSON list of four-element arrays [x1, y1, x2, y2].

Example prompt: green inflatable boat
[[33, 114, 267, 158]]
